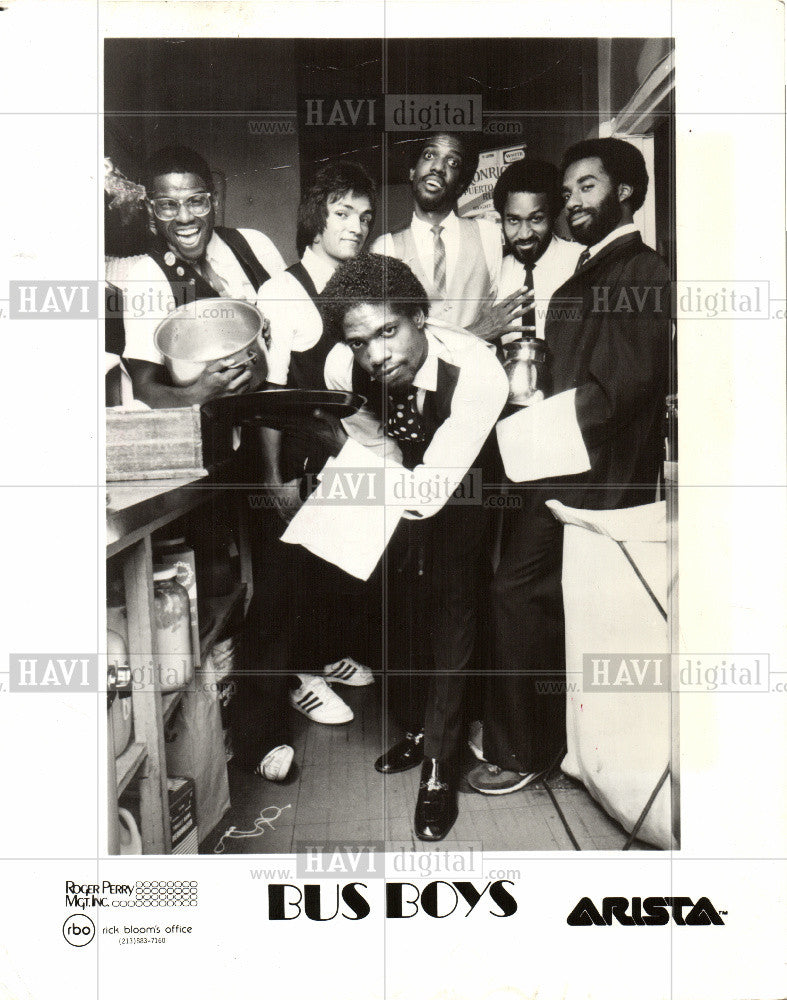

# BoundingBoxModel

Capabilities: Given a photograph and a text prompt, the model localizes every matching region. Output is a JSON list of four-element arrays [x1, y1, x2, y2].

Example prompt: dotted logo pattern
[[117, 881, 199, 907]]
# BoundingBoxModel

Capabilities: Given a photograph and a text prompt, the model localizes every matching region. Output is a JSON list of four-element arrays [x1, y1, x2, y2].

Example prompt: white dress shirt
[[372, 211, 502, 293], [497, 235, 581, 340], [324, 320, 508, 518], [113, 228, 285, 365], [257, 246, 336, 386], [584, 222, 640, 260]]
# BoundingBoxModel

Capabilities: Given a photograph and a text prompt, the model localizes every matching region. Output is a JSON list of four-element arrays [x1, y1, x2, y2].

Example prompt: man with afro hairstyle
[[322, 253, 508, 840]]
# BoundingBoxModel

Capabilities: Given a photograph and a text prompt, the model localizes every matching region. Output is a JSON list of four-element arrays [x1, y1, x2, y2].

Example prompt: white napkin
[[496, 388, 591, 481], [546, 499, 667, 543], [281, 437, 404, 580]]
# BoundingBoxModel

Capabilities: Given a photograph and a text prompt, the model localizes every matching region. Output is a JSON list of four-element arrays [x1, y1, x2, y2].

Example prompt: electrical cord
[[212, 804, 292, 854]]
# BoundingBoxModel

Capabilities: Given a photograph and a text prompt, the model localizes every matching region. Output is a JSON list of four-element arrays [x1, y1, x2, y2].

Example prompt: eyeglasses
[[147, 192, 213, 221]]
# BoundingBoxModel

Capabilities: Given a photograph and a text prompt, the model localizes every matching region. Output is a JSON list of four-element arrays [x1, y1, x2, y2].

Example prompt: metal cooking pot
[[502, 336, 549, 406], [154, 298, 265, 386]]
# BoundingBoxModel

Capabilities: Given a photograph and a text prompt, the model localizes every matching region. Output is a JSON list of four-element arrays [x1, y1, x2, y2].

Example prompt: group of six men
[[112, 129, 671, 843]]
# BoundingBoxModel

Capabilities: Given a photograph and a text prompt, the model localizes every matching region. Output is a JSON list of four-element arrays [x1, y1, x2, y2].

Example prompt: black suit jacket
[[542, 230, 672, 510]]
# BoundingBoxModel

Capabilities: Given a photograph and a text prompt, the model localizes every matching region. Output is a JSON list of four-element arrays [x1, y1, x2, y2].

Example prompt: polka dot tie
[[386, 390, 427, 443]]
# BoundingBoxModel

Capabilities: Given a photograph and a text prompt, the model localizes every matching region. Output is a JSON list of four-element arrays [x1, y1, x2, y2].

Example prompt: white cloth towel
[[281, 438, 404, 580], [496, 388, 591, 481]]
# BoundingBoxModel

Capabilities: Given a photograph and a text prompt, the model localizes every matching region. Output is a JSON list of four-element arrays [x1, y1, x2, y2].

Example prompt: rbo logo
[[63, 913, 96, 946]]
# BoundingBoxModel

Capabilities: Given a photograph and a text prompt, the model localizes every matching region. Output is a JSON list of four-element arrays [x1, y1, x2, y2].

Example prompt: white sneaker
[[323, 657, 374, 687], [257, 744, 294, 781], [468, 720, 486, 762], [290, 674, 354, 724]]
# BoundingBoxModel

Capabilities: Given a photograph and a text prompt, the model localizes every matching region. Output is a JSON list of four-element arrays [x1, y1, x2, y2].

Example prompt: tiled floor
[[201, 680, 656, 854]]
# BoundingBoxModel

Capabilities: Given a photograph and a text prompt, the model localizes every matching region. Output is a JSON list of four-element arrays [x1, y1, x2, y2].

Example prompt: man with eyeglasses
[[111, 146, 302, 784], [116, 145, 286, 407]]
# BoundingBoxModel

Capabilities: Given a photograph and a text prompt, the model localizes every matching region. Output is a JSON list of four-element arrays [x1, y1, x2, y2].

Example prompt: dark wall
[[105, 38, 672, 261], [105, 39, 302, 261]]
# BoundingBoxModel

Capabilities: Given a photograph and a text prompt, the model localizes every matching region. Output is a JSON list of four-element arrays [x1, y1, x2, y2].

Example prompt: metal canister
[[502, 337, 549, 405]]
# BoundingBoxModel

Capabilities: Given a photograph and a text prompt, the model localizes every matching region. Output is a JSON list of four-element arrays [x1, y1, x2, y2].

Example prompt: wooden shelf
[[199, 583, 246, 660], [106, 459, 243, 558], [115, 742, 148, 796], [106, 475, 211, 558], [107, 466, 254, 855]]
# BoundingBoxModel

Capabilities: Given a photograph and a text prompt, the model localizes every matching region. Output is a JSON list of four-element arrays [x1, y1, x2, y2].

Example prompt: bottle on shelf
[[153, 565, 194, 692], [107, 628, 133, 757], [153, 536, 200, 667]]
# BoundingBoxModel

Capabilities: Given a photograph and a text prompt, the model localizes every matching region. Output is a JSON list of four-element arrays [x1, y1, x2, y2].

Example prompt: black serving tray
[[201, 388, 366, 426]]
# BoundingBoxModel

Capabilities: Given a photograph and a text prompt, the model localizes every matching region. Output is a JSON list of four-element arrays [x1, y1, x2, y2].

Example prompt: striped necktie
[[194, 256, 229, 295], [431, 224, 447, 298]]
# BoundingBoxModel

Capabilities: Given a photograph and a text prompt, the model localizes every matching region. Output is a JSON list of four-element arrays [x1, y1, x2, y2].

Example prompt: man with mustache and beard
[[373, 132, 531, 341], [469, 137, 672, 797], [493, 159, 581, 340]]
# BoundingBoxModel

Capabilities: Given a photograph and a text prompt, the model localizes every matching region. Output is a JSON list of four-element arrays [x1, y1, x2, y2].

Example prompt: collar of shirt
[[203, 231, 255, 297], [411, 328, 452, 395], [505, 234, 562, 274], [586, 223, 640, 260], [410, 209, 459, 244], [301, 245, 339, 294]]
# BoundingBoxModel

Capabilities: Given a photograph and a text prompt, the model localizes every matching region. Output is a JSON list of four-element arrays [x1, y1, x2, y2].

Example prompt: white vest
[[391, 217, 493, 332]]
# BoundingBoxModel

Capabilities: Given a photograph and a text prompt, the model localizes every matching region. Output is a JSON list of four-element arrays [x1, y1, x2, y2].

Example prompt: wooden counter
[[107, 470, 252, 854]]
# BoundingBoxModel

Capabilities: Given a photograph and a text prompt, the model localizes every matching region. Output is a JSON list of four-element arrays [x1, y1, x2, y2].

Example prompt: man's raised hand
[[468, 287, 536, 343]]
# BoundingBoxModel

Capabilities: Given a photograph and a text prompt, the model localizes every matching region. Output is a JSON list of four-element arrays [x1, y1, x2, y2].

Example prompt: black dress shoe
[[375, 731, 424, 774], [414, 758, 458, 842]]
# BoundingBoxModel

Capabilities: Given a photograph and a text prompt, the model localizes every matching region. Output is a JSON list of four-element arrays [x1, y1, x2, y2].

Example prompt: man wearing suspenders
[[119, 145, 286, 407], [117, 145, 316, 782]]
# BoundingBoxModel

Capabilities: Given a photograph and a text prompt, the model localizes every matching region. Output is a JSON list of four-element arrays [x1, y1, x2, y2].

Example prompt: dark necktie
[[575, 249, 591, 273], [431, 224, 447, 298], [523, 260, 535, 294], [386, 389, 427, 444], [523, 260, 536, 333]]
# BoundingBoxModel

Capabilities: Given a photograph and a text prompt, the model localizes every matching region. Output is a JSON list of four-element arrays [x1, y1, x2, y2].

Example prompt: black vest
[[275, 261, 341, 479], [351, 359, 461, 470], [282, 260, 334, 391], [145, 226, 271, 305]]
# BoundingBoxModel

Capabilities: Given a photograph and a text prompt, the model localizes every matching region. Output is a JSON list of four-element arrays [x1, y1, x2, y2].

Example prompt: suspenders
[[145, 228, 271, 306], [214, 226, 271, 290]]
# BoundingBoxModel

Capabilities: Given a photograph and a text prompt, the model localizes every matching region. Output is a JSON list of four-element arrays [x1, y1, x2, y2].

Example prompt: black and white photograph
[[104, 35, 677, 855], [0, 2, 785, 999]]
